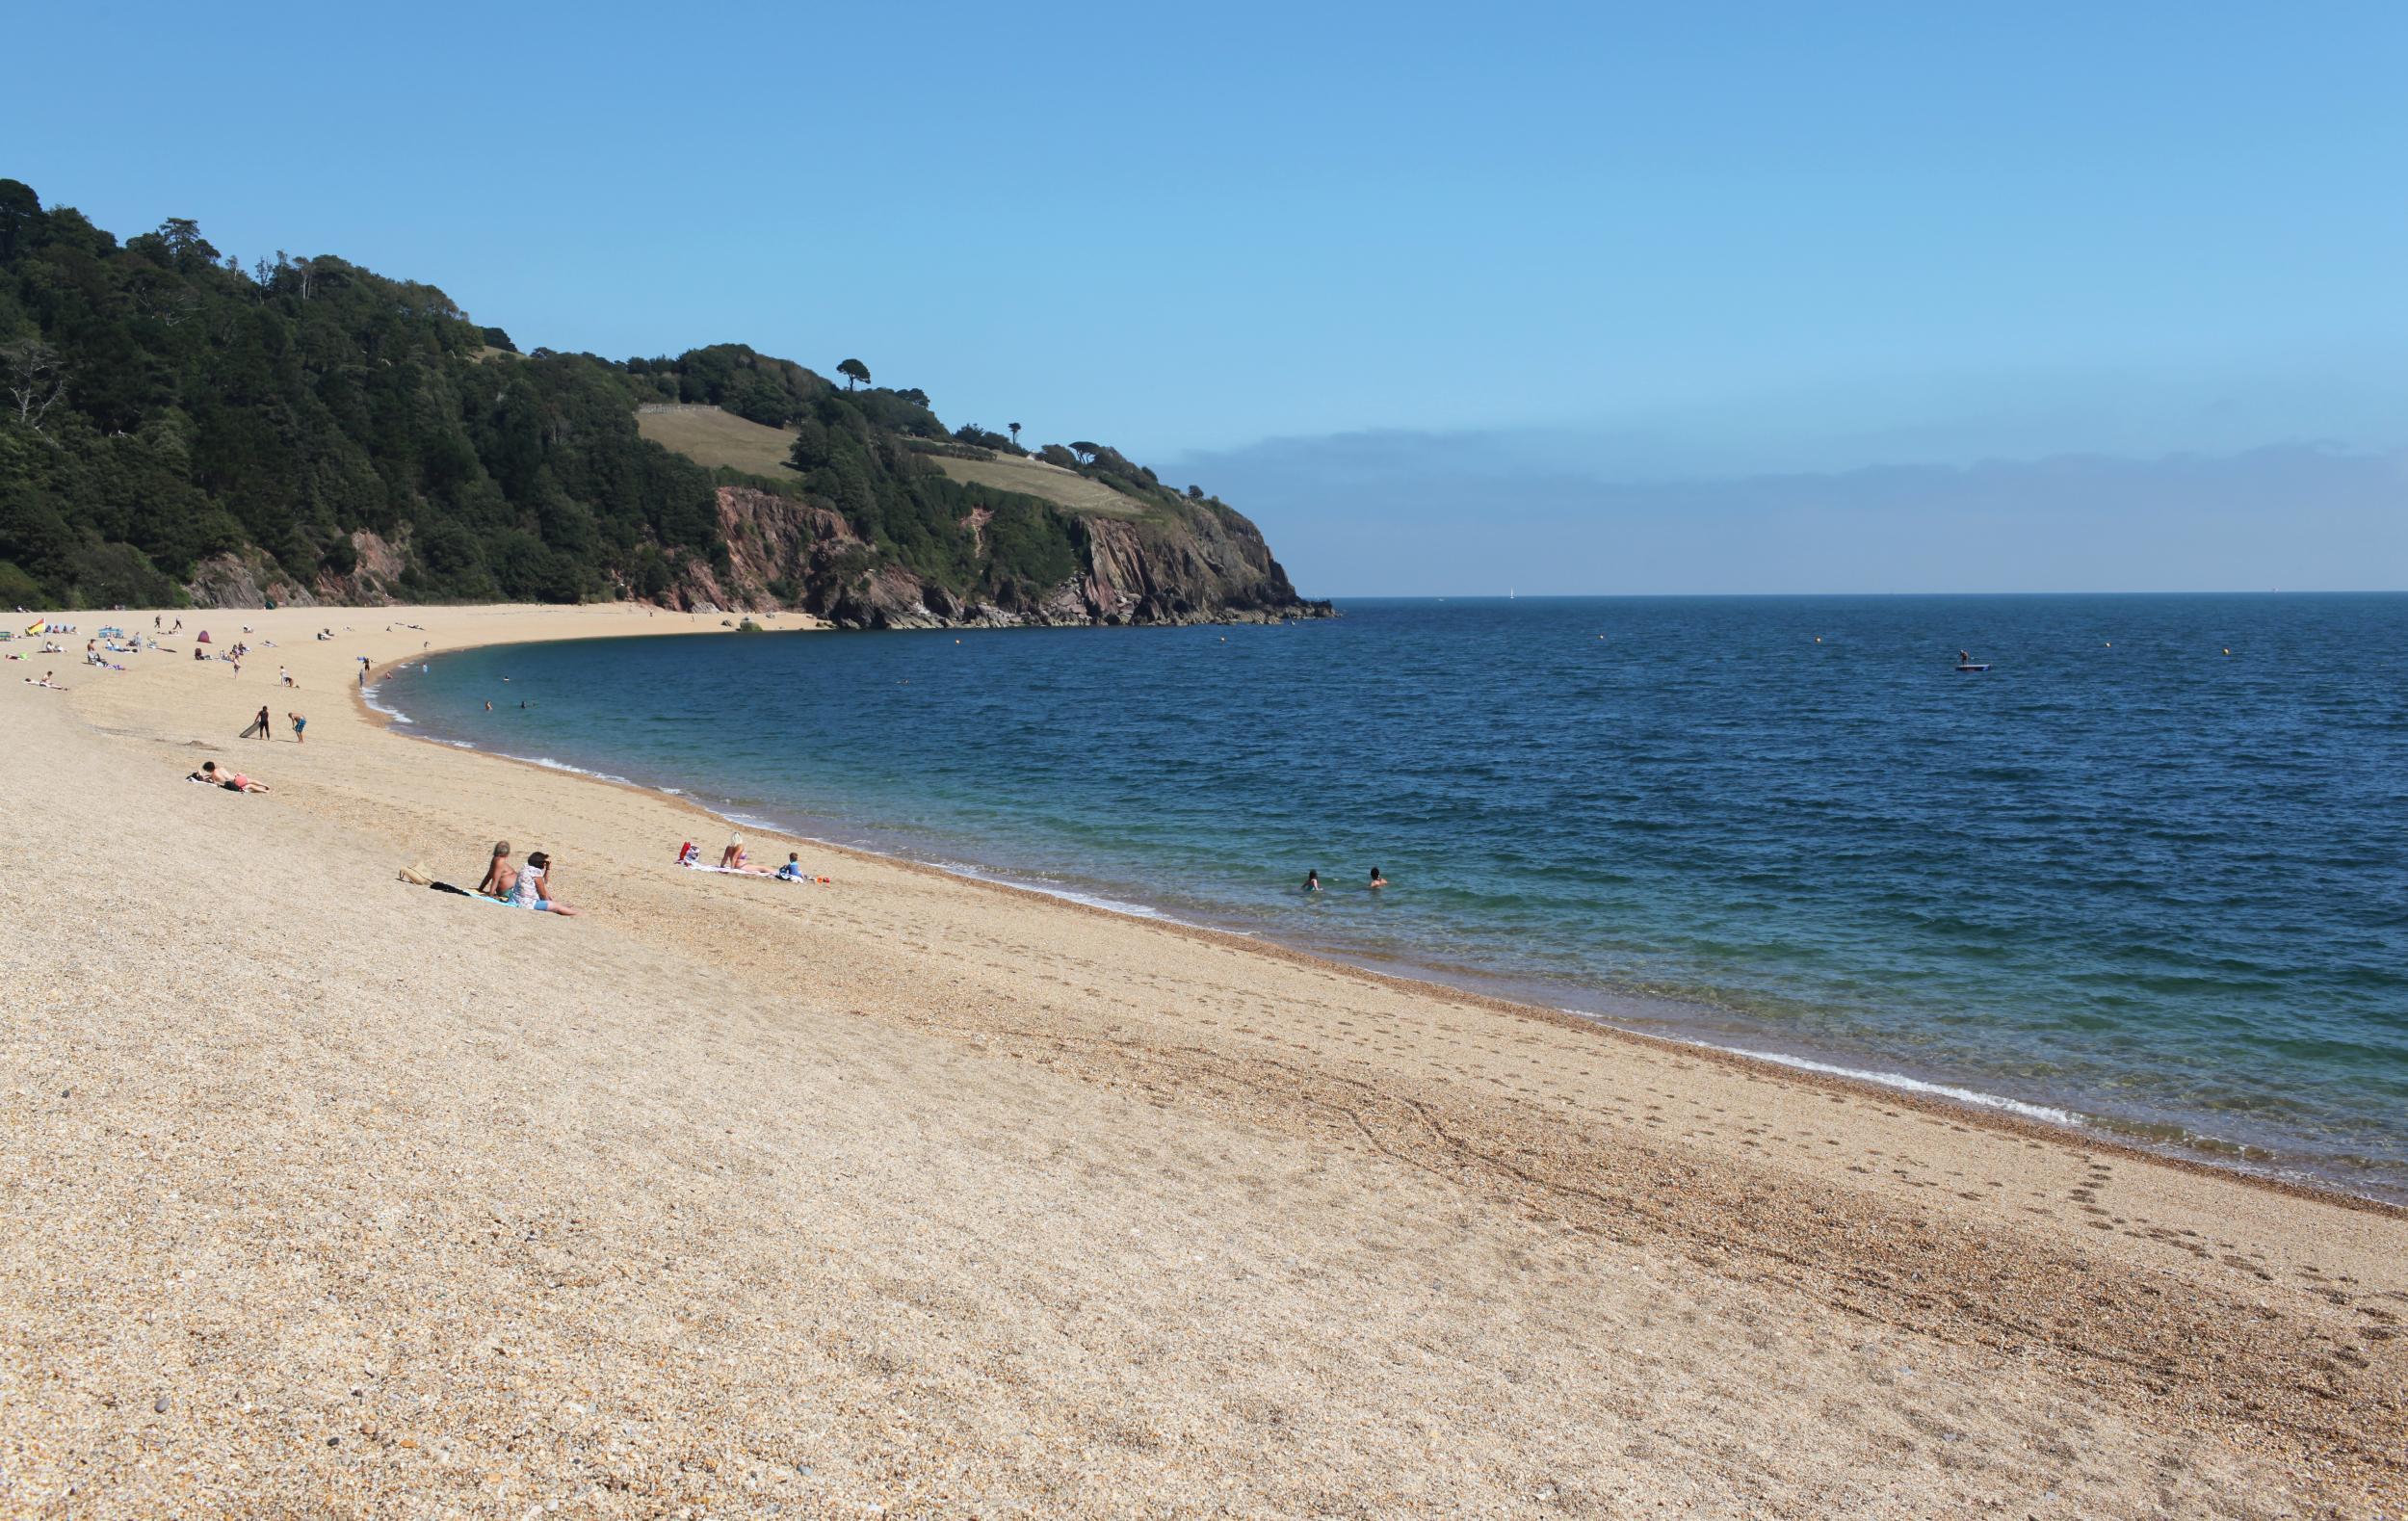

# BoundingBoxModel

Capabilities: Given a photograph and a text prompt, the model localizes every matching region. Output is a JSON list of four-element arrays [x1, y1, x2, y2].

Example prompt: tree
[[1, 340, 65, 436], [155, 218, 221, 275], [0, 179, 40, 263], [837, 357, 871, 391], [1068, 440, 1099, 464], [1008, 422, 1021, 449]]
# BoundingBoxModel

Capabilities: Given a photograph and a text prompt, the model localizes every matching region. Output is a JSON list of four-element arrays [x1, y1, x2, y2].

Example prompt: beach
[[4, 604, 2402, 1518]]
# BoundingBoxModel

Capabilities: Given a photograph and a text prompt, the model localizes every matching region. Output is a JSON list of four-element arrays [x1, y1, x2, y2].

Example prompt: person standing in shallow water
[[1368, 867, 1389, 889]]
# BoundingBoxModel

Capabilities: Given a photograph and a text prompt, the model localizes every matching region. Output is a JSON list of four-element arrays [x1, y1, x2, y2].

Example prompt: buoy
[[2222, 647, 2231, 655], [1814, 636, 1822, 643]]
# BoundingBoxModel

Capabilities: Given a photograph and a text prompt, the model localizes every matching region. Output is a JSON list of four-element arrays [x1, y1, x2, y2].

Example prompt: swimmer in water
[[1303, 869, 1321, 892], [1368, 867, 1388, 890]]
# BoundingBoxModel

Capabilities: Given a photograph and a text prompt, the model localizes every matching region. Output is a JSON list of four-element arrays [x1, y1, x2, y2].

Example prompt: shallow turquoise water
[[377, 594, 2408, 1197]]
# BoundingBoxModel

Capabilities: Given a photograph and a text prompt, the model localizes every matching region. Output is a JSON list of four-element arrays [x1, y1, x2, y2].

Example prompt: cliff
[[668, 486, 1328, 629], [0, 178, 1328, 620]]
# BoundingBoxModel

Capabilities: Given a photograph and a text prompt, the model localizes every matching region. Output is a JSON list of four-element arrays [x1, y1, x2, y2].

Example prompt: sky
[[8, 0, 2404, 593]]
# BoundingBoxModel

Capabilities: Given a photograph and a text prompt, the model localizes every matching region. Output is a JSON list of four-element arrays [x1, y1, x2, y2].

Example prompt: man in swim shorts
[[194, 761, 270, 794]]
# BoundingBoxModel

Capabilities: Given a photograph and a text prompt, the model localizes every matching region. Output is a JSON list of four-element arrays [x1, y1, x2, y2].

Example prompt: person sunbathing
[[717, 834, 774, 874], [192, 761, 270, 793], [476, 841, 517, 898], [504, 851, 582, 915]]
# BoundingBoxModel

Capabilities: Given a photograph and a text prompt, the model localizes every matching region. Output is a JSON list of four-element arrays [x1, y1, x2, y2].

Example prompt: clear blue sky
[[8, 1, 2404, 591]]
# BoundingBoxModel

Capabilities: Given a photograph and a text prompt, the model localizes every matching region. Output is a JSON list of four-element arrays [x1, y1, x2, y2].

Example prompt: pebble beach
[[4, 603, 2402, 1518]]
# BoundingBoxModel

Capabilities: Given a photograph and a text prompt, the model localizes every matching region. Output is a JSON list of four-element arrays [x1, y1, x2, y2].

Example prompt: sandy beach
[[3, 603, 2401, 1519]]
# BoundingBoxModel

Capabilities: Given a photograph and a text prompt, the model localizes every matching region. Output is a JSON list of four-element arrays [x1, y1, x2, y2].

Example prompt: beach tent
[[196, 630, 212, 643]]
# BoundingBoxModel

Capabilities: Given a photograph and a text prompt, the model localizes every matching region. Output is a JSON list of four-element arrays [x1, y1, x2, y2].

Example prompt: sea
[[371, 594, 2408, 1200]]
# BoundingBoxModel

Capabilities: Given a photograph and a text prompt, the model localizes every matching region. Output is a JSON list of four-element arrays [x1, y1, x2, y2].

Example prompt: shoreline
[[14, 601, 2404, 1516], [372, 628, 2404, 1215]]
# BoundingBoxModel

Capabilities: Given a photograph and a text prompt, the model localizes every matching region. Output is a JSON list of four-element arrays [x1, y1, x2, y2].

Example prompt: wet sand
[[3, 603, 2402, 1518]]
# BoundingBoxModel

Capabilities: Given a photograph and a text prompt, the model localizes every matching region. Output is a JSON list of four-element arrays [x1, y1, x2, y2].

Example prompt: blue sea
[[373, 594, 2408, 1199]]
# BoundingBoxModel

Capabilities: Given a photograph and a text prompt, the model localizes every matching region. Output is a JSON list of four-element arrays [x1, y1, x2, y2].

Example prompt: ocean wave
[[1577, 1017, 2082, 1126], [925, 859, 1176, 920], [518, 755, 635, 786]]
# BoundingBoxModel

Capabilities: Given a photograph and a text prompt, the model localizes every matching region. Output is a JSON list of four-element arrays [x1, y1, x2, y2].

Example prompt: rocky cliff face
[[667, 487, 1332, 630], [182, 491, 1329, 629], [186, 533, 408, 609]]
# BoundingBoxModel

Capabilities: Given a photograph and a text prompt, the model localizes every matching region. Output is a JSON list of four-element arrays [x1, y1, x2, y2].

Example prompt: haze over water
[[380, 594, 2408, 1198]]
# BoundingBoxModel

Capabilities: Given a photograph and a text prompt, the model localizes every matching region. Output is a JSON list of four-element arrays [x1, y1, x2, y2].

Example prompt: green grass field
[[635, 406, 803, 481], [924, 452, 1154, 518], [635, 405, 1161, 517]]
